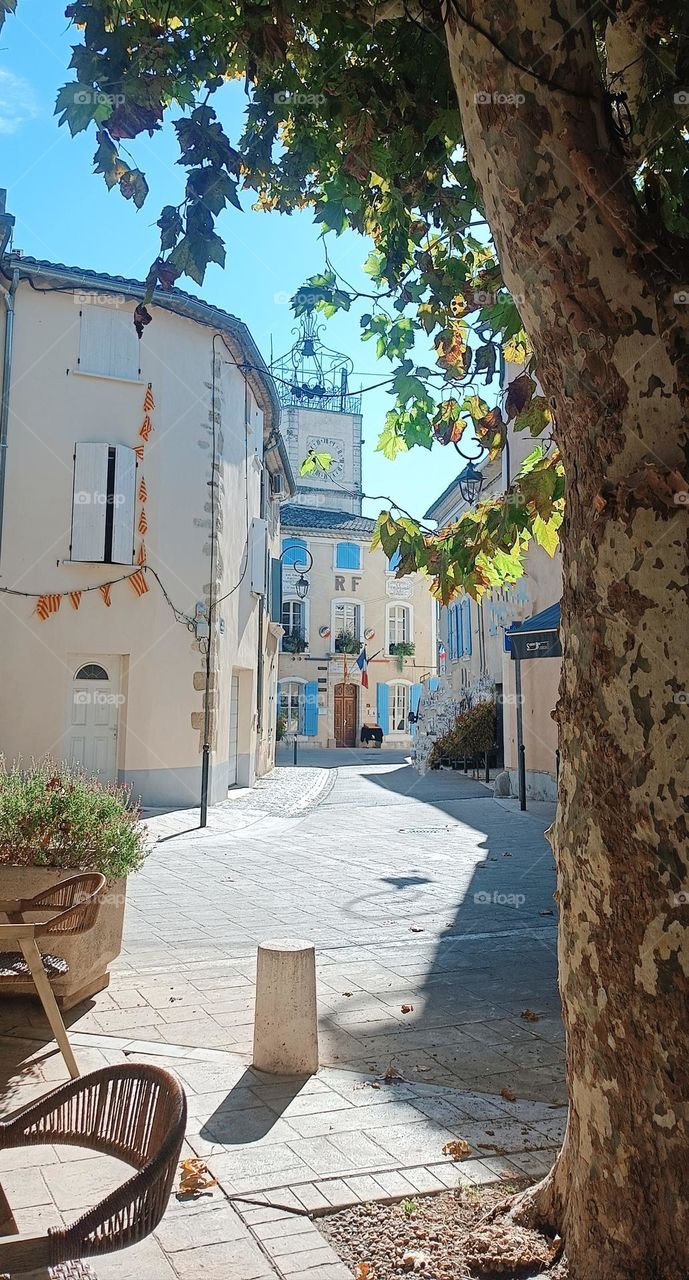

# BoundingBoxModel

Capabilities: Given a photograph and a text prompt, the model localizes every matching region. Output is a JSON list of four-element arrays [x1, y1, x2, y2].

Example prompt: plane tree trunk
[[444, 1, 689, 1276]]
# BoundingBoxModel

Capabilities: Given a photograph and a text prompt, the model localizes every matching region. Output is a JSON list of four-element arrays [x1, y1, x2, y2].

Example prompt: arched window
[[388, 681, 411, 733], [387, 604, 412, 649], [335, 542, 361, 570], [74, 663, 109, 681], [281, 536, 308, 568]]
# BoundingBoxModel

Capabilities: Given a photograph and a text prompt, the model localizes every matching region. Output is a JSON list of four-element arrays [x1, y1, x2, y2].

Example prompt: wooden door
[[334, 682, 358, 748]]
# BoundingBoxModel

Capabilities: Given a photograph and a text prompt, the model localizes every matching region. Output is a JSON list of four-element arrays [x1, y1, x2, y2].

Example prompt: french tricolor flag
[[355, 647, 369, 689]]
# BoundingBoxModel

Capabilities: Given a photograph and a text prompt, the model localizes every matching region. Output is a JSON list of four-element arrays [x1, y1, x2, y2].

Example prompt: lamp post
[[278, 548, 313, 765]]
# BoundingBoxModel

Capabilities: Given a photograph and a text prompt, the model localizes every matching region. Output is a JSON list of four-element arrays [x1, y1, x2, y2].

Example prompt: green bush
[[0, 759, 148, 879], [276, 714, 286, 741], [429, 701, 496, 767]]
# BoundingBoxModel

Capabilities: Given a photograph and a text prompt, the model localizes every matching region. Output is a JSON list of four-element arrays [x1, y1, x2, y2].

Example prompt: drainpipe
[[0, 266, 18, 568]]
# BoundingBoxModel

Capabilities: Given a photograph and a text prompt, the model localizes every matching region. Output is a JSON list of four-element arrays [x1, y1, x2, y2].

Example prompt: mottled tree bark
[[444, 2, 689, 1276]]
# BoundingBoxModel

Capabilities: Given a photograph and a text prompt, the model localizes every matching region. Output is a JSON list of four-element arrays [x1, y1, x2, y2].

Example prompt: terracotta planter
[[0, 865, 126, 1010]]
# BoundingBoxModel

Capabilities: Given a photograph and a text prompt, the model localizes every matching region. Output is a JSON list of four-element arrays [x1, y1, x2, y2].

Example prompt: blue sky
[[1, 4, 463, 521]]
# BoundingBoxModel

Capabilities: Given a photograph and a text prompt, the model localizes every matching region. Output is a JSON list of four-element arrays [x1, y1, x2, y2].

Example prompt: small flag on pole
[[355, 647, 369, 689]]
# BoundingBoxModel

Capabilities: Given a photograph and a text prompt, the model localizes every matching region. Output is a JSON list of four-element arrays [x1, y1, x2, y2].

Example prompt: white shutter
[[71, 443, 108, 561], [111, 446, 136, 564], [250, 517, 268, 595], [79, 307, 139, 379]]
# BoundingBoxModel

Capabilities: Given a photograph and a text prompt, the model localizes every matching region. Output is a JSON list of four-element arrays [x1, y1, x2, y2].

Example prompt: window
[[280, 681, 305, 734], [78, 305, 140, 380], [279, 679, 318, 736], [281, 599, 307, 652], [281, 537, 308, 567], [71, 442, 136, 564], [389, 682, 410, 733], [387, 548, 401, 573], [388, 604, 411, 649], [335, 542, 361, 570], [334, 600, 361, 643], [74, 664, 109, 681]]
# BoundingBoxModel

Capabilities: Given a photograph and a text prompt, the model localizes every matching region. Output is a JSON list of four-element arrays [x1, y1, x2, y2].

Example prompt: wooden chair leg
[[18, 939, 80, 1079]]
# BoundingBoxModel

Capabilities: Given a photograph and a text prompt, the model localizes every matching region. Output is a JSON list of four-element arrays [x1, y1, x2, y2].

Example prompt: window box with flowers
[[334, 630, 362, 655], [389, 640, 415, 670], [282, 630, 308, 655]]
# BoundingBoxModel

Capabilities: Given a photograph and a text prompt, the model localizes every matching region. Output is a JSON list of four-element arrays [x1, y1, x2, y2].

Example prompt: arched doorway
[[334, 682, 358, 748]]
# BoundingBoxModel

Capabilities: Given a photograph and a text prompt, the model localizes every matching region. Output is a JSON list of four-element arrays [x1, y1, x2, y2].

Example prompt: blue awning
[[506, 601, 561, 660]]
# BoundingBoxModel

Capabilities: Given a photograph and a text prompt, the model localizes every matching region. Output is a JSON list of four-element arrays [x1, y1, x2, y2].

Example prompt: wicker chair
[[0, 874, 106, 1079], [0, 1063, 187, 1278]]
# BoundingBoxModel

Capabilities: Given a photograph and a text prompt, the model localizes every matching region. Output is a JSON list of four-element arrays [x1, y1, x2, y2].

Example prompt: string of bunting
[[25, 383, 156, 621]]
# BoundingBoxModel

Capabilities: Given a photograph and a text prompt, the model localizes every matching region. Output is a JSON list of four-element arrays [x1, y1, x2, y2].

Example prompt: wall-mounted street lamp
[[457, 458, 484, 505], [280, 546, 313, 598]]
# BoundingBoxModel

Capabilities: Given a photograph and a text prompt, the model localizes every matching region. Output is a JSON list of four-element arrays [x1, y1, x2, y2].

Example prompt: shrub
[[276, 714, 286, 741], [428, 700, 496, 767], [0, 759, 148, 879]]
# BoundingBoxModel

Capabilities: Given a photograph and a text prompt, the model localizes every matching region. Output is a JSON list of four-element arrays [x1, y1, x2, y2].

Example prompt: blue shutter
[[462, 599, 472, 656], [455, 604, 463, 659], [282, 537, 307, 567], [429, 676, 440, 692], [336, 542, 360, 569], [376, 682, 389, 733], [410, 683, 422, 736], [388, 549, 401, 573], [304, 681, 319, 736], [269, 557, 283, 623]]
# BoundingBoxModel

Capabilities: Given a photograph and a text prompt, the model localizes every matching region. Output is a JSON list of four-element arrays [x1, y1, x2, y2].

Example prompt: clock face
[[306, 436, 345, 480]]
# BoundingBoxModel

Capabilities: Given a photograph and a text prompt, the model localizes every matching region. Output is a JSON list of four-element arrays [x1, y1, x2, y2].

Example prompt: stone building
[[274, 320, 437, 748], [422, 397, 562, 800], [0, 239, 293, 807]]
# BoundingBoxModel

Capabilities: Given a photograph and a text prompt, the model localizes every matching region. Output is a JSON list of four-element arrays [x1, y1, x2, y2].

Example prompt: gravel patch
[[319, 1181, 565, 1279]]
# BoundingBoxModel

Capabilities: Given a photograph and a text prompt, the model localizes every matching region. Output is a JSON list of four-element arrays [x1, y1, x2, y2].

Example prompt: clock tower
[[272, 318, 363, 515]]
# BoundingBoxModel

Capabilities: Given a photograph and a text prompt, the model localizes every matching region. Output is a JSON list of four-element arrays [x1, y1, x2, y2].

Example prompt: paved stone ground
[[0, 1033, 563, 1280], [0, 754, 564, 1279]]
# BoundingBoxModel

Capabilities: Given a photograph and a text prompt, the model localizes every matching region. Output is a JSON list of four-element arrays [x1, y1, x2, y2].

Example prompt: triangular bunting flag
[[36, 594, 61, 621], [100, 584, 112, 607], [68, 591, 82, 611], [138, 476, 147, 503], [128, 569, 149, 597], [137, 541, 146, 565], [134, 445, 145, 462], [139, 416, 152, 441], [138, 509, 148, 535], [143, 383, 155, 413]]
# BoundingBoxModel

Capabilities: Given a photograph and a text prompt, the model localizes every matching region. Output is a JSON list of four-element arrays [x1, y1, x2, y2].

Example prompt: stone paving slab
[[0, 1031, 561, 1279]]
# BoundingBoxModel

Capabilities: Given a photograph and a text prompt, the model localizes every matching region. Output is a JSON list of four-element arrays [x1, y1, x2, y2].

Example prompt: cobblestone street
[[0, 753, 564, 1280]]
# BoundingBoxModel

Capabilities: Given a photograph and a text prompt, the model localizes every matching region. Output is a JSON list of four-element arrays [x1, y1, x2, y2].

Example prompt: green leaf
[[168, 230, 225, 285], [300, 451, 333, 476], [376, 414, 409, 460], [532, 513, 561, 556], [514, 396, 552, 436], [55, 82, 112, 135]]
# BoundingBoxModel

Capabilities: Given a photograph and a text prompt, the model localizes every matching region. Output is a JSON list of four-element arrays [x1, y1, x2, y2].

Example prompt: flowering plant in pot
[[0, 759, 148, 1008]]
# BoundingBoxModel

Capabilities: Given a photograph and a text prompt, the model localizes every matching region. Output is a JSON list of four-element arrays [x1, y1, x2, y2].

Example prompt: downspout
[[256, 383, 265, 736], [0, 268, 19, 567]]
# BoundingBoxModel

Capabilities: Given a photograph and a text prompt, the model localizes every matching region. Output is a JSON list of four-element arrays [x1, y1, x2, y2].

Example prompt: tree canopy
[[22, 0, 688, 600]]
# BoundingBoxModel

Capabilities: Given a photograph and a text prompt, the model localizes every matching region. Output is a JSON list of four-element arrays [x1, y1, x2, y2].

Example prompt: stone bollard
[[253, 939, 319, 1075]]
